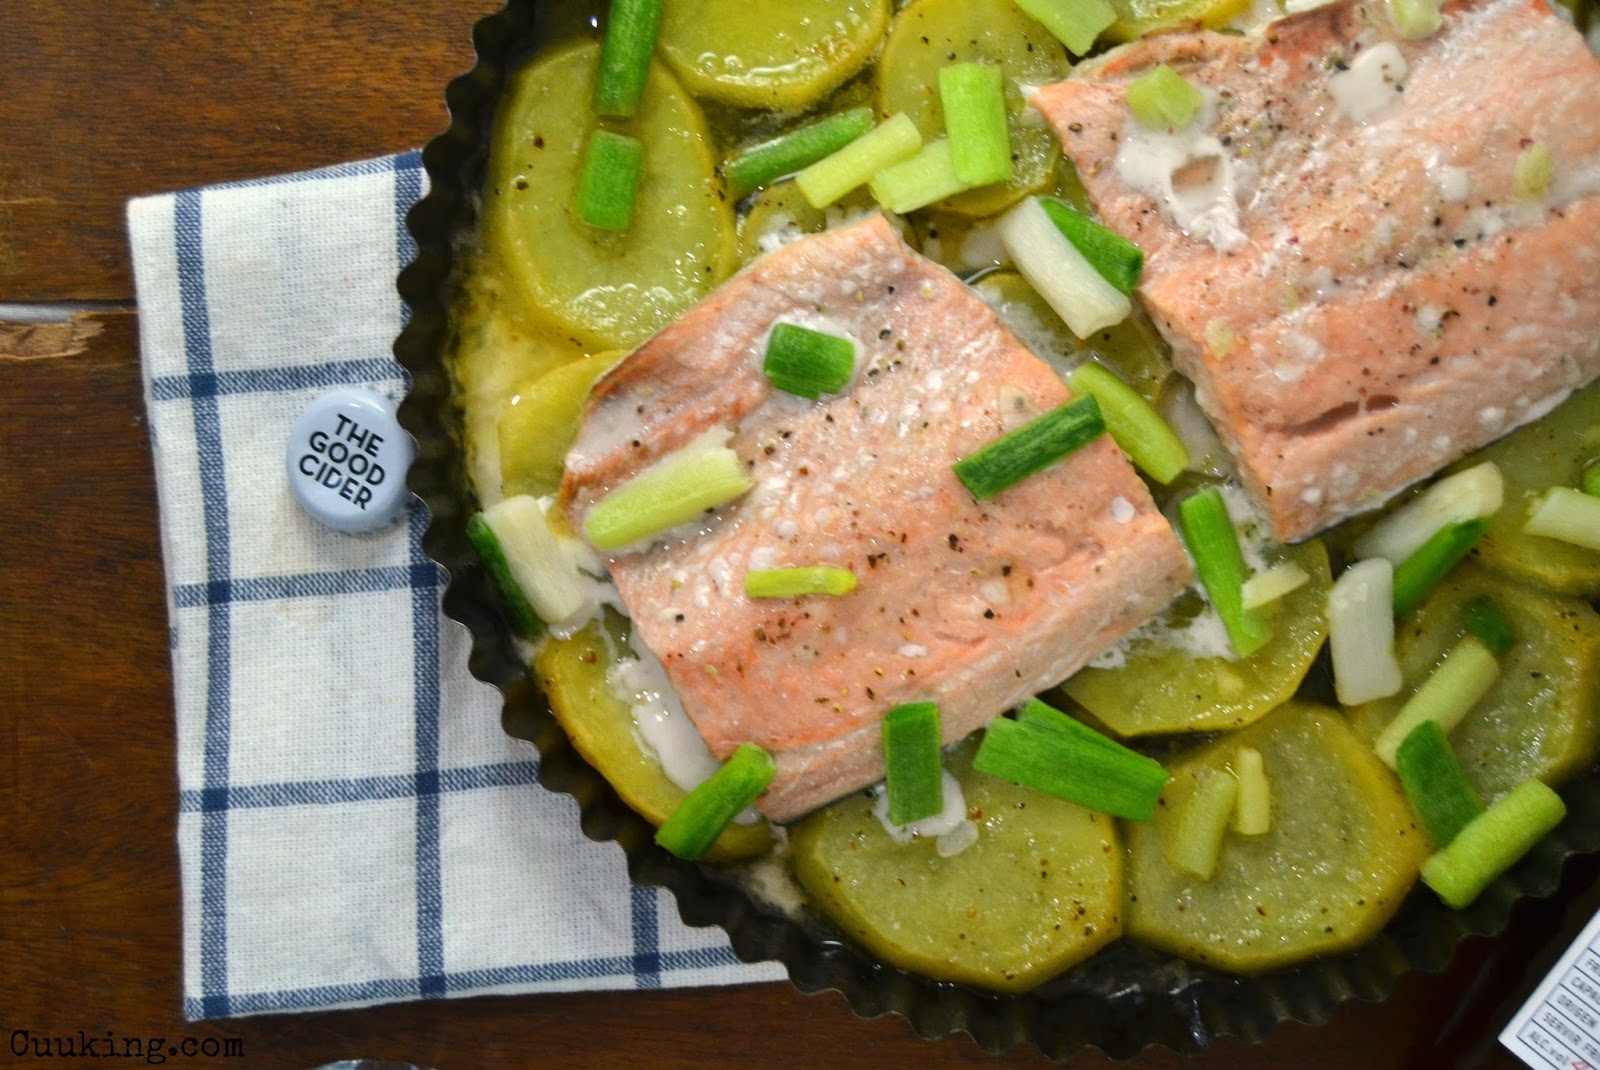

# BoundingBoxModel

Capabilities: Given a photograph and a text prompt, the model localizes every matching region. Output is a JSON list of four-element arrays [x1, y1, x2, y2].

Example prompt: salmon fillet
[[559, 215, 1190, 822], [1032, 0, 1600, 541]]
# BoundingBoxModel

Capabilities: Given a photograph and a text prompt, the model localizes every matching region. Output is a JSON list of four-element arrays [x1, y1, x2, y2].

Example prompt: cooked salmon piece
[[559, 215, 1190, 822], [1032, 0, 1600, 541]]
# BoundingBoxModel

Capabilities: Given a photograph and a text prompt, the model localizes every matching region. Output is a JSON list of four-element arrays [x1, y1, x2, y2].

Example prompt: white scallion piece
[[998, 197, 1131, 339], [1240, 561, 1311, 611], [1328, 558, 1404, 706], [1352, 462, 1504, 565], [480, 495, 589, 626], [1524, 486, 1600, 552]]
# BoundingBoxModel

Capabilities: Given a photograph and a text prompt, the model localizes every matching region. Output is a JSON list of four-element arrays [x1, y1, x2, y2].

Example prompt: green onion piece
[[654, 743, 776, 860], [1037, 198, 1144, 296], [1524, 486, 1600, 552], [998, 198, 1132, 338], [593, 0, 664, 119], [1240, 561, 1311, 611], [1066, 362, 1188, 483], [1177, 488, 1272, 658], [762, 322, 856, 399], [938, 62, 1013, 187], [974, 708, 1169, 821], [1392, 518, 1491, 615], [1125, 64, 1204, 131], [882, 702, 944, 825], [1514, 142, 1553, 203], [1373, 636, 1500, 768], [794, 112, 923, 209], [868, 139, 973, 214], [583, 432, 754, 551], [1583, 459, 1600, 499], [744, 566, 857, 598], [953, 395, 1106, 501], [1463, 595, 1514, 658], [723, 108, 875, 200], [1388, 0, 1442, 39], [1230, 747, 1271, 836], [575, 130, 644, 232], [1015, 697, 1155, 761], [1353, 461, 1504, 565], [1163, 771, 1238, 881], [1395, 720, 1485, 849], [1013, 0, 1117, 55], [1420, 778, 1566, 909], [466, 513, 543, 638]]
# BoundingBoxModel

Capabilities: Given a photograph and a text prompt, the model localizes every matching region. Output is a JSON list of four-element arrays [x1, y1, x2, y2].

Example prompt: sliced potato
[[972, 271, 1172, 401], [1349, 565, 1600, 803], [1451, 381, 1600, 598], [736, 181, 877, 263], [877, 0, 1070, 217], [483, 41, 736, 351], [1103, 0, 1256, 44], [534, 624, 772, 862], [790, 741, 1121, 992], [657, 0, 889, 110], [1065, 539, 1331, 736], [1125, 702, 1426, 974], [499, 350, 626, 499]]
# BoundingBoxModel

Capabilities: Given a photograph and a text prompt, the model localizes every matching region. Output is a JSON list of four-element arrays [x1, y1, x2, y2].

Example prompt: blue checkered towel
[[127, 152, 785, 1020]]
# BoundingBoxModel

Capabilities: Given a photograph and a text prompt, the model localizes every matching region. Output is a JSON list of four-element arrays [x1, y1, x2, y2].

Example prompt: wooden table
[[1, 3, 1584, 1066]]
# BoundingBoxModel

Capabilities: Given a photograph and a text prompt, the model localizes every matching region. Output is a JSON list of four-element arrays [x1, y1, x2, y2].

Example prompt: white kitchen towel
[[127, 151, 785, 1020]]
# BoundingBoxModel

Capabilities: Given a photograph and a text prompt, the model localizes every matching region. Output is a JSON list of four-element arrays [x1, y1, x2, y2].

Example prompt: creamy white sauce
[[1112, 95, 1246, 252], [1424, 152, 1471, 203], [870, 770, 978, 857], [1326, 43, 1409, 123]]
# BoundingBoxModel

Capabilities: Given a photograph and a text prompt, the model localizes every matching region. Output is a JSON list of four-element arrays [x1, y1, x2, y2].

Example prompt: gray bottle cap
[[286, 388, 413, 533]]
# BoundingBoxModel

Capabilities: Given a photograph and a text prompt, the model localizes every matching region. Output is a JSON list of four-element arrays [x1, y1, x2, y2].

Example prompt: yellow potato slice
[[658, 0, 890, 110], [499, 350, 625, 499], [482, 41, 736, 351], [877, 0, 1070, 217], [1104, 0, 1256, 44], [533, 624, 772, 862], [1064, 538, 1331, 736], [1125, 702, 1426, 974], [735, 181, 876, 264], [1349, 564, 1600, 803], [790, 742, 1121, 992]]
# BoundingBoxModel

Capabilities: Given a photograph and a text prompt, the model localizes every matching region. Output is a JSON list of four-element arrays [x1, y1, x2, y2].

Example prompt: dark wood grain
[[0, 3, 1574, 1066]]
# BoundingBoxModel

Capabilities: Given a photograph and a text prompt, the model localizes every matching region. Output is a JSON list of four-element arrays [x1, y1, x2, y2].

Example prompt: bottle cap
[[285, 388, 413, 533]]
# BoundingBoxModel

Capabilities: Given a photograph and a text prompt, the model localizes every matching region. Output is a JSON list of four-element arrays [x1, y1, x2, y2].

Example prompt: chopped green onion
[[938, 62, 1013, 187], [1241, 561, 1311, 611], [974, 704, 1169, 821], [1177, 488, 1271, 658], [723, 108, 876, 200], [1373, 636, 1500, 768], [953, 395, 1105, 501], [654, 743, 776, 860], [1013, 0, 1117, 56], [593, 0, 664, 119], [1420, 778, 1566, 908], [794, 112, 922, 209], [744, 566, 857, 598], [1392, 518, 1490, 616], [1164, 771, 1238, 881], [1230, 747, 1271, 836], [468, 495, 588, 634], [1037, 198, 1144, 296], [1524, 486, 1600, 552], [575, 130, 643, 232], [868, 139, 972, 214], [583, 430, 754, 551], [882, 702, 944, 825], [1395, 720, 1484, 849], [998, 197, 1132, 337], [1125, 64, 1204, 131], [1388, 0, 1442, 39], [1353, 462, 1504, 565], [1067, 362, 1188, 483], [762, 322, 856, 399], [1463, 596, 1514, 657], [1015, 697, 1148, 760], [1328, 558, 1404, 706], [1514, 142, 1553, 203], [1583, 458, 1600, 499]]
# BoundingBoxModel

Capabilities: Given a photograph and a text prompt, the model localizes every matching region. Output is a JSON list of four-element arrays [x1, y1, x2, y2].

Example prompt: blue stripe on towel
[[630, 885, 663, 990], [173, 566, 419, 608], [176, 761, 542, 813], [149, 358, 402, 402], [175, 188, 235, 1020]]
